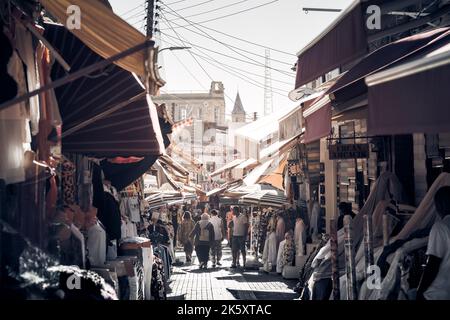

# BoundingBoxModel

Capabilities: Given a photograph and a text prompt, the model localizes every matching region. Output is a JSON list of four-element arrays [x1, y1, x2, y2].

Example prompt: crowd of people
[[163, 204, 249, 270]]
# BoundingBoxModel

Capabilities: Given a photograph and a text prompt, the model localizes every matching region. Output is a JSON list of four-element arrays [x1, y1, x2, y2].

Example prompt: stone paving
[[167, 244, 299, 300]]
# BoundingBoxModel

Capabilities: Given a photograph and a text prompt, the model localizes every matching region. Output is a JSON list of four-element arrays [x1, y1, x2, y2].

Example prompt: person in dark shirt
[[337, 202, 356, 230]]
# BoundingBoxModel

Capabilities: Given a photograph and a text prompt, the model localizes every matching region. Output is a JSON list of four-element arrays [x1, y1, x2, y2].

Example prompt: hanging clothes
[[310, 201, 320, 241], [294, 218, 306, 256], [275, 215, 286, 250], [262, 231, 278, 272], [14, 22, 40, 135], [86, 221, 107, 267], [61, 157, 76, 205], [97, 184, 122, 241], [0, 48, 31, 185]]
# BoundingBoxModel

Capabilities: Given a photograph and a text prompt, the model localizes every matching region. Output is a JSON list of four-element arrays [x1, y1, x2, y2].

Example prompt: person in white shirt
[[229, 206, 249, 269], [417, 186, 450, 300], [209, 209, 223, 267]]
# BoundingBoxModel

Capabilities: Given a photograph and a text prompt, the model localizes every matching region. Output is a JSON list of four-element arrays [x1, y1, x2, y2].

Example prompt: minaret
[[231, 92, 246, 123]]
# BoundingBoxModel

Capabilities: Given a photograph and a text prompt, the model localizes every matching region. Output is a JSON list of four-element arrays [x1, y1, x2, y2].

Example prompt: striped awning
[[240, 188, 287, 208], [146, 192, 197, 210], [44, 23, 165, 157], [39, 0, 161, 80]]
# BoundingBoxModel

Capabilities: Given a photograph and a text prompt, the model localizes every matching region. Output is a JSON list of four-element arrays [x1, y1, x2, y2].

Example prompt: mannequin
[[262, 215, 278, 272], [85, 206, 107, 267], [294, 216, 306, 257], [277, 231, 295, 274], [275, 212, 286, 250]]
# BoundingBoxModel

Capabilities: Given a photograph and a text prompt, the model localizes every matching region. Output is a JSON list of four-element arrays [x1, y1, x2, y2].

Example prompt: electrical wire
[[119, 2, 146, 18], [159, 17, 293, 66], [160, 30, 294, 78], [161, 0, 279, 27], [159, 3, 295, 77], [174, 0, 252, 20], [159, 5, 294, 57], [173, 0, 217, 12], [162, 36, 289, 96], [160, 19, 237, 105]]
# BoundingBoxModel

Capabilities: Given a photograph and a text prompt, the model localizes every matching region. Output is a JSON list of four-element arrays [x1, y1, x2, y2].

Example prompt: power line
[[173, 0, 217, 12], [159, 2, 295, 76], [159, 17, 293, 66], [162, 36, 289, 96], [119, 2, 146, 18], [161, 0, 279, 26], [175, 49, 293, 86], [160, 30, 294, 78], [170, 50, 206, 89], [159, 6, 295, 57], [164, 0, 190, 5], [173, 0, 252, 20], [161, 16, 236, 105]]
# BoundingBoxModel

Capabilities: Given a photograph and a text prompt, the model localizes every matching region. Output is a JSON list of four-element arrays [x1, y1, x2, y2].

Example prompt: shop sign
[[329, 144, 369, 160]]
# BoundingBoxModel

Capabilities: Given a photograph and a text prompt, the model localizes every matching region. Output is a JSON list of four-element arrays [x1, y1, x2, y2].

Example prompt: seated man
[[417, 186, 450, 300]]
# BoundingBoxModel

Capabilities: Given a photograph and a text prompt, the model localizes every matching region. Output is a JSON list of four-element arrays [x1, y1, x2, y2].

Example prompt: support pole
[[145, 0, 155, 94], [383, 213, 390, 247], [344, 215, 357, 300], [363, 213, 374, 279], [330, 218, 340, 300]]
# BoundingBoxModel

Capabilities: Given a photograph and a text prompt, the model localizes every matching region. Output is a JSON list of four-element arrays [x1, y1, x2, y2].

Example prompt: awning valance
[[44, 23, 165, 157], [366, 44, 450, 135], [328, 27, 450, 104], [303, 95, 332, 144], [295, 0, 367, 88], [40, 0, 159, 79]]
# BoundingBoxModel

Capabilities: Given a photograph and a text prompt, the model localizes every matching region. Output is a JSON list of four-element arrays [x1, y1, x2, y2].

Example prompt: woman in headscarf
[[179, 211, 195, 264], [190, 213, 215, 269]]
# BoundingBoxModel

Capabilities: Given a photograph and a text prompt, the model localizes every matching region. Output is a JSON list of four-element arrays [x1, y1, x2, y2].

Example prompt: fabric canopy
[[146, 192, 197, 210], [240, 187, 287, 208], [40, 0, 150, 77], [366, 43, 450, 135], [303, 96, 332, 144], [328, 27, 450, 104], [295, 0, 367, 88], [44, 23, 165, 157], [258, 157, 288, 191]]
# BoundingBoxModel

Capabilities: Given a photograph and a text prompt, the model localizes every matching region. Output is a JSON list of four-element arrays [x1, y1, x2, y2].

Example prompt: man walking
[[229, 206, 249, 269], [209, 209, 223, 268]]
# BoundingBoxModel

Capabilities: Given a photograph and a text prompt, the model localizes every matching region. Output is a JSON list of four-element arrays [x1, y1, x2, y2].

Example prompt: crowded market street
[[1, 0, 450, 306]]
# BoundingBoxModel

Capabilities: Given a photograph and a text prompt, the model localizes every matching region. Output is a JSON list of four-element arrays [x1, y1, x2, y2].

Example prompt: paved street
[[168, 244, 299, 300]]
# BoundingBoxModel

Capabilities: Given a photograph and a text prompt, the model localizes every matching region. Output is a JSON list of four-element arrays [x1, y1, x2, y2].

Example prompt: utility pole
[[146, 0, 155, 39], [263, 49, 273, 116]]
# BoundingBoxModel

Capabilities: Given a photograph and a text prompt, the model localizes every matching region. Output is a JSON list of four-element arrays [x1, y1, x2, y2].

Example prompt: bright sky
[[109, 0, 353, 119]]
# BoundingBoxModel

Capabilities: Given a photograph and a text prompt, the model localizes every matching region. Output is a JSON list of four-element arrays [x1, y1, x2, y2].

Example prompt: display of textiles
[[258, 213, 271, 254], [295, 235, 329, 299], [151, 256, 166, 300], [133, 258, 145, 300]]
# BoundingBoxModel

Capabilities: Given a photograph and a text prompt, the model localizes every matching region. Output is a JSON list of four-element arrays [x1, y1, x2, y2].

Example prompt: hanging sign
[[329, 144, 369, 160]]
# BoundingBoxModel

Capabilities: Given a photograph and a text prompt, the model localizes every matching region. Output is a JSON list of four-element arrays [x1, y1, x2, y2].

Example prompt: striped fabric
[[44, 23, 163, 157]]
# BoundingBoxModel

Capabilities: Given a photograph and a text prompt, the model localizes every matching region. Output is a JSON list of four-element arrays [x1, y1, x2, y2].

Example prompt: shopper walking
[[209, 209, 223, 268], [417, 186, 450, 300], [179, 212, 195, 264], [229, 206, 249, 269], [190, 213, 215, 270]]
